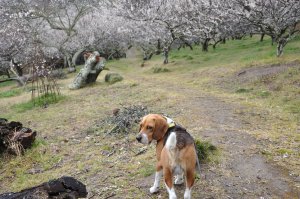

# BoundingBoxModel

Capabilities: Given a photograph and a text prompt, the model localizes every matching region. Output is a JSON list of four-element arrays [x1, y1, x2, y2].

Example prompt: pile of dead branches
[[99, 105, 149, 135], [0, 118, 36, 156]]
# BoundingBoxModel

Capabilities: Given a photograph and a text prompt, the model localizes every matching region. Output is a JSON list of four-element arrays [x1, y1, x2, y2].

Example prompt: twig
[[107, 150, 115, 157], [104, 193, 116, 199], [88, 193, 96, 199], [135, 148, 147, 156]]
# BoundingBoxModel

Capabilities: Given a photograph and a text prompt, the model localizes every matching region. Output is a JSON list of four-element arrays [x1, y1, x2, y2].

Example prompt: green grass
[[276, 148, 293, 155], [166, 35, 300, 72], [235, 88, 253, 93], [0, 137, 62, 190], [255, 90, 271, 98], [233, 62, 300, 117], [152, 67, 171, 73], [284, 100, 300, 114], [12, 93, 65, 113], [137, 163, 155, 177], [0, 80, 14, 88], [195, 139, 219, 164], [0, 89, 22, 98]]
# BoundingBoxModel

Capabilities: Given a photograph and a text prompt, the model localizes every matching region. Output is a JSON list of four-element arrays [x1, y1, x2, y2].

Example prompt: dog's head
[[136, 114, 169, 144]]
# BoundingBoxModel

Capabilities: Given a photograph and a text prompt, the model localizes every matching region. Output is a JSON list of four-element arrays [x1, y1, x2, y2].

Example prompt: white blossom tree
[[1, 0, 300, 80], [230, 0, 300, 56]]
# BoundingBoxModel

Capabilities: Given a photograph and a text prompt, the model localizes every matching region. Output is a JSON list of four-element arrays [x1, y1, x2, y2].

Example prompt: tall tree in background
[[231, 0, 300, 56]]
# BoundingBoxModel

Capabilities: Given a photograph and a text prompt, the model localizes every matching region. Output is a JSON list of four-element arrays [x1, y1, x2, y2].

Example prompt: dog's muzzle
[[136, 134, 142, 142], [136, 133, 149, 144]]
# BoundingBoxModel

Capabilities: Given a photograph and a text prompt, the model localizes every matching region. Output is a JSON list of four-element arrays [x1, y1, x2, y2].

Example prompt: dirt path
[[188, 94, 298, 198], [133, 75, 299, 199]]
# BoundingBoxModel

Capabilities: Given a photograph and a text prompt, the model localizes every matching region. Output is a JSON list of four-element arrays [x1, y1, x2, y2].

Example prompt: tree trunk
[[163, 47, 169, 64], [0, 78, 13, 83], [260, 33, 265, 42], [156, 39, 162, 55], [222, 38, 226, 44], [64, 54, 76, 73], [11, 59, 23, 76], [1, 69, 10, 78], [213, 39, 222, 49], [143, 51, 147, 60], [213, 43, 217, 49], [179, 38, 193, 50], [142, 50, 153, 60], [276, 38, 287, 57], [185, 42, 193, 50], [69, 51, 105, 90], [148, 52, 154, 60], [9, 61, 25, 86], [202, 38, 210, 52], [271, 36, 275, 46], [72, 48, 86, 66]]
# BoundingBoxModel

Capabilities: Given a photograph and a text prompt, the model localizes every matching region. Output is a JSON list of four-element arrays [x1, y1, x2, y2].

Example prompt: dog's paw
[[150, 186, 159, 193], [169, 192, 177, 199], [184, 188, 191, 199], [174, 175, 184, 185]]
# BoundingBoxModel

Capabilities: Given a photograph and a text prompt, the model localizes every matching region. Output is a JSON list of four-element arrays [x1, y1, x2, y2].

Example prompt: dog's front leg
[[150, 170, 162, 193]]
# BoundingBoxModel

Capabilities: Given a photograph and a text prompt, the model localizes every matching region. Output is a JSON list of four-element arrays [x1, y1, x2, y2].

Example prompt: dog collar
[[163, 116, 176, 128]]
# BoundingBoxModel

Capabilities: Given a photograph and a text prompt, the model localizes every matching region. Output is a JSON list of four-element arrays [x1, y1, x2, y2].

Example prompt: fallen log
[[0, 176, 88, 199], [0, 119, 36, 155], [69, 51, 105, 90]]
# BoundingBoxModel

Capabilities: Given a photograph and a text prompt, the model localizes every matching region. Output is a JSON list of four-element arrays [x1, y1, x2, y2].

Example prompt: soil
[[235, 61, 300, 84], [187, 95, 298, 199]]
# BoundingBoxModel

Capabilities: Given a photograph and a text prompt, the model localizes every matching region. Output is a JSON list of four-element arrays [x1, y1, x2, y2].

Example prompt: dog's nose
[[136, 135, 142, 142]]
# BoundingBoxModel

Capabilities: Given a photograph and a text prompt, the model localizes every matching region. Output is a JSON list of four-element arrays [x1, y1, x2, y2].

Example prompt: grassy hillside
[[0, 35, 299, 198]]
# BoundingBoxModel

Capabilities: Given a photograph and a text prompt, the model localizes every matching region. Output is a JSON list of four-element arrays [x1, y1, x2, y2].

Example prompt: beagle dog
[[136, 114, 197, 199]]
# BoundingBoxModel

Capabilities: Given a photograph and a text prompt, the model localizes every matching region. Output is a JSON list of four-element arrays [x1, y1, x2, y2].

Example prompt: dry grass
[[0, 36, 299, 196]]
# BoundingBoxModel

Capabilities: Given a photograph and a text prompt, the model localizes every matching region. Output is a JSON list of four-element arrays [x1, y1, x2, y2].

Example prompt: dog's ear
[[152, 116, 168, 141], [139, 116, 146, 132]]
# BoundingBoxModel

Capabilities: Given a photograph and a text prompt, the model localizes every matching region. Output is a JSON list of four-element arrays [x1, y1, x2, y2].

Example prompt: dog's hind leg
[[184, 168, 194, 199], [184, 162, 195, 199], [164, 167, 177, 199], [184, 145, 196, 199]]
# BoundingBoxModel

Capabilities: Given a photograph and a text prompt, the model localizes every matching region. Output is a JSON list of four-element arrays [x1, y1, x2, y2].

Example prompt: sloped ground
[[1, 37, 300, 198]]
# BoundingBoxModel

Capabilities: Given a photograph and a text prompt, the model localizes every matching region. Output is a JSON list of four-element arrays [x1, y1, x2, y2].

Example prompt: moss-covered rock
[[105, 73, 123, 84]]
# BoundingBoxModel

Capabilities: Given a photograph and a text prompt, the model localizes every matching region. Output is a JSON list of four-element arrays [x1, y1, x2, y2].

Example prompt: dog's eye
[[147, 126, 153, 131]]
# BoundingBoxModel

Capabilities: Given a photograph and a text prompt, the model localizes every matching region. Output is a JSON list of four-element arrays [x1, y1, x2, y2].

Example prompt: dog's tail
[[165, 132, 177, 151], [194, 143, 201, 174]]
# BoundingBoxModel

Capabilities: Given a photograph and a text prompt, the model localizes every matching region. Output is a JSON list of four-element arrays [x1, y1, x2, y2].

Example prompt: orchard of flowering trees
[[0, 0, 299, 83]]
